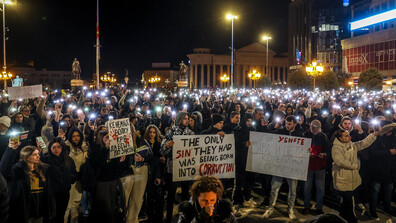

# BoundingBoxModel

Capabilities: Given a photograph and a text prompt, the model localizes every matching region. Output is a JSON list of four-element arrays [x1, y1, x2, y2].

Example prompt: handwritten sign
[[106, 118, 134, 159], [8, 84, 42, 100], [246, 132, 311, 181], [172, 134, 235, 182]]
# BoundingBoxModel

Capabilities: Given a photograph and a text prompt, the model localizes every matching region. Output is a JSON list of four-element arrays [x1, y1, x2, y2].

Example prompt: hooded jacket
[[234, 113, 255, 171], [66, 127, 89, 172], [331, 133, 377, 191]]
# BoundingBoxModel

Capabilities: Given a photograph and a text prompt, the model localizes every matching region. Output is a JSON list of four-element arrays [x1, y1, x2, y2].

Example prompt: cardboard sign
[[247, 132, 311, 181], [8, 85, 42, 100], [172, 134, 235, 182], [106, 118, 134, 159]]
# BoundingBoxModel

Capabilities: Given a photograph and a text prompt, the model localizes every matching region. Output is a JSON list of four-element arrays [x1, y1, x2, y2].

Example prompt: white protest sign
[[106, 118, 134, 159], [247, 132, 311, 181], [8, 84, 42, 100], [172, 134, 235, 182]]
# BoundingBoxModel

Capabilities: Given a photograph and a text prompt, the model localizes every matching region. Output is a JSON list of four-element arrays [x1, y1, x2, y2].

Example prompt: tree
[[358, 68, 383, 91], [256, 75, 272, 88], [287, 69, 311, 89], [335, 70, 352, 88], [316, 71, 340, 90]]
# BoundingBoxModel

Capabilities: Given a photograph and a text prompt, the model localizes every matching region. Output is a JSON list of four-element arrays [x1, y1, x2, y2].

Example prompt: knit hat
[[175, 112, 188, 127], [0, 116, 11, 128], [212, 113, 224, 126]]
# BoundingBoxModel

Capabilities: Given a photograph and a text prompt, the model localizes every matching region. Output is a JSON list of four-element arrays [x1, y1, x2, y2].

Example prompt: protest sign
[[8, 84, 42, 100], [246, 132, 311, 181], [106, 118, 134, 159], [172, 134, 235, 182]]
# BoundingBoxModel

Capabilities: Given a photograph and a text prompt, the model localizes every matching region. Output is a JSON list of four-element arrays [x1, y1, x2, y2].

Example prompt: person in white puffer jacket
[[64, 126, 89, 223]]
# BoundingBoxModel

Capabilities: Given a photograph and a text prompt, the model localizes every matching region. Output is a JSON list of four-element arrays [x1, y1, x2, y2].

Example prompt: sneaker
[[288, 208, 297, 220], [302, 208, 311, 215], [232, 204, 242, 218], [243, 198, 257, 207], [356, 203, 366, 211], [314, 209, 324, 215], [262, 207, 274, 218], [370, 211, 379, 221]]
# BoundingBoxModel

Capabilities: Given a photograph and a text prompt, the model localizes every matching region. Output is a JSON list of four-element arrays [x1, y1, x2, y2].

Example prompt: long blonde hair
[[20, 146, 48, 181]]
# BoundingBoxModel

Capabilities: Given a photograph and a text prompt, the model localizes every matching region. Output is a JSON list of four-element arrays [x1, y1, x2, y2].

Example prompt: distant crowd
[[0, 86, 395, 223]]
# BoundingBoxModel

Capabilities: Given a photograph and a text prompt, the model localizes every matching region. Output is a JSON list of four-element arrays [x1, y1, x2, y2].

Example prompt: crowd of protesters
[[0, 85, 395, 223]]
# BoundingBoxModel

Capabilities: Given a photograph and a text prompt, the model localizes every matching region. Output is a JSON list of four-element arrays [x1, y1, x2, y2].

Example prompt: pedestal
[[70, 79, 84, 91]]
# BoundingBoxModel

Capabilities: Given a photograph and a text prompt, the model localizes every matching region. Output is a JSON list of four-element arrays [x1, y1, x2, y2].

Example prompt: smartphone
[[10, 132, 20, 144], [36, 136, 47, 150]]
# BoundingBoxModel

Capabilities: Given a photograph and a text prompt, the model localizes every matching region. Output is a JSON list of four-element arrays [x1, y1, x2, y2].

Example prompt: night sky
[[5, 0, 290, 82]]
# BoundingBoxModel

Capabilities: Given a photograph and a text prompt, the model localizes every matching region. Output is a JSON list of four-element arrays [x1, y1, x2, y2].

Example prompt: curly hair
[[189, 176, 224, 202]]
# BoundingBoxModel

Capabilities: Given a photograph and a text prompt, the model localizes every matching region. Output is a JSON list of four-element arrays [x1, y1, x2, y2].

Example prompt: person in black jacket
[[232, 113, 257, 209], [89, 129, 126, 223], [367, 120, 396, 220], [177, 176, 237, 223], [144, 124, 165, 223], [41, 137, 77, 223], [222, 111, 240, 134], [0, 172, 8, 223], [0, 143, 55, 223], [200, 113, 225, 136]]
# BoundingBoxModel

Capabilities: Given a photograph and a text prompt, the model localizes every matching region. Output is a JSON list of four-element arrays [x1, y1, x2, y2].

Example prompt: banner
[[247, 132, 311, 181], [8, 84, 42, 100], [106, 118, 134, 159], [172, 134, 235, 182]]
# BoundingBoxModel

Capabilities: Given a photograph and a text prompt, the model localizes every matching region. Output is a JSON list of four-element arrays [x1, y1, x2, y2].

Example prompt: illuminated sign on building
[[343, 40, 396, 73], [343, 0, 349, 7], [350, 9, 396, 30]]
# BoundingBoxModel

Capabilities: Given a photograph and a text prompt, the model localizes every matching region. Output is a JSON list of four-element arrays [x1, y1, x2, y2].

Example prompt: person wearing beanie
[[302, 120, 330, 215], [0, 116, 11, 160], [160, 111, 194, 223], [200, 113, 225, 136]]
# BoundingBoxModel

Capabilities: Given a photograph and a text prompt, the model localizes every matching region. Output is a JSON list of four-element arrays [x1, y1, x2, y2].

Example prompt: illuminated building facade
[[342, 0, 396, 81], [288, 0, 350, 71]]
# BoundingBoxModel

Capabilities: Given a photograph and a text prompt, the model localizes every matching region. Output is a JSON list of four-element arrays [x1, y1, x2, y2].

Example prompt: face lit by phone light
[[51, 142, 62, 157]]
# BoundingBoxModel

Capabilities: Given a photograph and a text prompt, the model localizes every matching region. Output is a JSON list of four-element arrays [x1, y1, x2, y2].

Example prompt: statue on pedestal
[[12, 75, 23, 87], [72, 58, 81, 80], [179, 61, 187, 81]]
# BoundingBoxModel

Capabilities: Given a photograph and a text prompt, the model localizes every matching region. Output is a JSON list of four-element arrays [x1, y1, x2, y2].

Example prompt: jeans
[[81, 191, 91, 214], [370, 182, 393, 214], [304, 170, 325, 209], [269, 176, 297, 209], [339, 191, 357, 223]]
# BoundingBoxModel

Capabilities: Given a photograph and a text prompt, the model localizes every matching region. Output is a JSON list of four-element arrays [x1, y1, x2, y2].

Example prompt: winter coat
[[0, 149, 56, 223], [201, 126, 223, 135], [0, 173, 8, 223], [304, 132, 330, 171], [40, 151, 77, 194], [332, 133, 377, 192], [367, 133, 396, 184], [177, 199, 237, 223], [234, 113, 255, 172]]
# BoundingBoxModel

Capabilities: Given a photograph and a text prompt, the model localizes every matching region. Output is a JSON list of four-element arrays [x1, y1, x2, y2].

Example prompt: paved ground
[[160, 188, 396, 223]]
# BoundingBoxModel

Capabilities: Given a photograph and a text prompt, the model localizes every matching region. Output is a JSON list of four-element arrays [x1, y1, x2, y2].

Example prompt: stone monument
[[70, 58, 84, 90]]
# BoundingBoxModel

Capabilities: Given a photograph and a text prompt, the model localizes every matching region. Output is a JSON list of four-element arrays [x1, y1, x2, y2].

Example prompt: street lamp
[[1, 0, 12, 90], [305, 61, 324, 90], [0, 71, 12, 88], [226, 14, 237, 89], [263, 36, 271, 80], [148, 74, 160, 87], [248, 69, 261, 88], [220, 74, 230, 87]]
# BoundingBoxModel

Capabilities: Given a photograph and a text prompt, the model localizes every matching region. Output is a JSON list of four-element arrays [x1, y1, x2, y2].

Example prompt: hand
[[160, 156, 166, 163], [246, 141, 251, 147], [8, 139, 20, 150], [135, 153, 144, 162], [58, 128, 66, 139], [308, 147, 313, 153], [105, 139, 110, 148], [155, 178, 162, 185], [261, 119, 268, 127], [204, 204, 215, 217], [37, 144, 43, 154], [354, 123, 363, 134], [78, 112, 85, 122], [317, 153, 325, 159], [166, 140, 174, 148], [390, 149, 396, 156], [120, 155, 126, 162], [217, 131, 225, 138]]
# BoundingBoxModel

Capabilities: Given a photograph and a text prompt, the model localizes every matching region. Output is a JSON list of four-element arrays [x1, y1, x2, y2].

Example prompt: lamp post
[[226, 14, 237, 89], [263, 36, 271, 80], [305, 61, 324, 90], [148, 74, 160, 87], [0, 71, 12, 89], [220, 74, 230, 87], [1, 0, 12, 90], [248, 69, 261, 88]]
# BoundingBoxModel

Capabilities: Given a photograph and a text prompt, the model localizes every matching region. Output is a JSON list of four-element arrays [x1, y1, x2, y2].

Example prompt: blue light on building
[[343, 0, 349, 7]]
